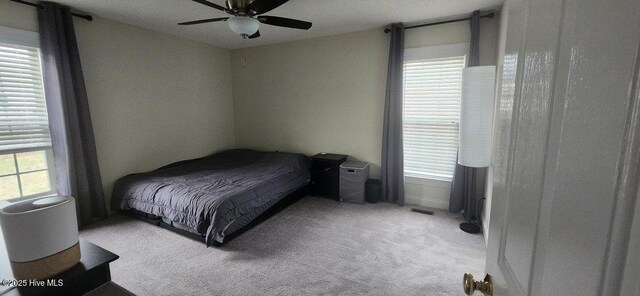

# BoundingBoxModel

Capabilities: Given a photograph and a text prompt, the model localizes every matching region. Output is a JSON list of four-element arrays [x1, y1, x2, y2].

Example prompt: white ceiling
[[53, 0, 502, 49]]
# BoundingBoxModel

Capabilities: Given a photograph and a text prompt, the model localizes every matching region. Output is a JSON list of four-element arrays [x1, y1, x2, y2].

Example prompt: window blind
[[403, 55, 466, 181], [0, 42, 51, 153]]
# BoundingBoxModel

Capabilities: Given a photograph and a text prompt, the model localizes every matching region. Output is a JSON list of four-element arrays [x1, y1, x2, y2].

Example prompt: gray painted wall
[[0, 0, 235, 207], [231, 18, 499, 209]]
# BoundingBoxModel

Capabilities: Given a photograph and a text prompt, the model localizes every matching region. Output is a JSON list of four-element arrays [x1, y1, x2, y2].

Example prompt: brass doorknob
[[463, 273, 493, 295]]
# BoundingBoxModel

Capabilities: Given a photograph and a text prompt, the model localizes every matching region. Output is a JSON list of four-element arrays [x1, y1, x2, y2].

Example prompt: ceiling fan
[[178, 0, 312, 39]]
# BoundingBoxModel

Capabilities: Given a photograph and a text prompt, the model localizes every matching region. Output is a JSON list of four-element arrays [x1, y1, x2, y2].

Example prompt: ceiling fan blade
[[178, 17, 229, 25], [247, 0, 289, 15], [248, 30, 261, 39], [257, 16, 312, 30], [190, 0, 229, 12]]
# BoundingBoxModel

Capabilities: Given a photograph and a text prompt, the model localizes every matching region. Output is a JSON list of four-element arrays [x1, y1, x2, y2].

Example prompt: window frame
[[0, 148, 57, 201], [0, 26, 39, 48], [404, 43, 469, 62], [0, 26, 56, 202], [403, 43, 469, 182]]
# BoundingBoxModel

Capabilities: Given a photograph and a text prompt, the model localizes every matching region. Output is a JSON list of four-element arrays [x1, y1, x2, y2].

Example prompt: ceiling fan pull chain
[[243, 39, 247, 70]]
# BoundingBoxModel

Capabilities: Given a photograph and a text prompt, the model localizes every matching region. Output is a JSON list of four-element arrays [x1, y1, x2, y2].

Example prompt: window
[[0, 27, 55, 201], [403, 43, 468, 181]]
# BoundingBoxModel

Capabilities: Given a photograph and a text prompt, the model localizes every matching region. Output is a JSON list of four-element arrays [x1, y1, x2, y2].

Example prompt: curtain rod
[[384, 12, 495, 33], [10, 0, 93, 21]]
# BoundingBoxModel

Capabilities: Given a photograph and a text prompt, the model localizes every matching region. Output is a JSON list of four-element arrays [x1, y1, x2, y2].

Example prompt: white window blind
[[0, 42, 51, 153], [403, 46, 466, 181]]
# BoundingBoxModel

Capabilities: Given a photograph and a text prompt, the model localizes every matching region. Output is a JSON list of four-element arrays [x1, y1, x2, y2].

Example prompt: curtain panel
[[38, 1, 107, 226], [381, 23, 405, 205]]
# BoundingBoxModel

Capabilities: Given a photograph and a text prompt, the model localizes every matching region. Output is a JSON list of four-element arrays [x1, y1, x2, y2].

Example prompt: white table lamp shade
[[0, 196, 79, 262], [458, 66, 496, 167]]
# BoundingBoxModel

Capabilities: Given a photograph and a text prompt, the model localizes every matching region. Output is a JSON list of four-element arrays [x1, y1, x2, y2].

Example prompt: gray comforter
[[111, 149, 310, 245]]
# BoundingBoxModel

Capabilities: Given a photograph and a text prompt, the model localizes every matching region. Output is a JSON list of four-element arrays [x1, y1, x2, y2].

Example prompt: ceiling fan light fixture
[[228, 16, 260, 37], [179, 0, 313, 40]]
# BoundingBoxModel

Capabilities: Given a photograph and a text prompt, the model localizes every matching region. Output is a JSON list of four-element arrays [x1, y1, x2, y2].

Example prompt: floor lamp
[[458, 66, 496, 234]]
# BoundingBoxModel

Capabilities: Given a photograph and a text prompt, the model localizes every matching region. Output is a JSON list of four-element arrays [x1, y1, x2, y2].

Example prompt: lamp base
[[460, 222, 481, 234], [10, 242, 80, 280]]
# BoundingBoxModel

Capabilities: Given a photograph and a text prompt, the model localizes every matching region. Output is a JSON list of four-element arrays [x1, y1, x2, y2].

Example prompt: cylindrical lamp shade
[[0, 196, 80, 279], [458, 66, 496, 167]]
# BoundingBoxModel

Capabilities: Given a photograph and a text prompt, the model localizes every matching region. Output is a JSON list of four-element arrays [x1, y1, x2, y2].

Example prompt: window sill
[[405, 175, 451, 188], [1, 193, 57, 205]]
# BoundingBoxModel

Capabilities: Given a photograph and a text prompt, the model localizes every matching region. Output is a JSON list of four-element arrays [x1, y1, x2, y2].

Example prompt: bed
[[110, 149, 311, 246]]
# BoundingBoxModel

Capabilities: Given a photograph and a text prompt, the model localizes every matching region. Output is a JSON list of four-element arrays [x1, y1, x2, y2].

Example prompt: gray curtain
[[381, 23, 405, 205], [38, 2, 107, 226], [448, 11, 487, 220]]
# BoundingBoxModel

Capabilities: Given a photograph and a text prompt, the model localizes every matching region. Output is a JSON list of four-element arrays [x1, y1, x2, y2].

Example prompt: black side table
[[1, 239, 119, 296], [311, 153, 348, 200]]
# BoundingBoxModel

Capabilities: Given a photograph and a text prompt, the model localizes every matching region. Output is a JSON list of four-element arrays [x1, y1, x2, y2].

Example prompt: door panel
[[622, 179, 640, 295], [536, 0, 640, 295], [485, 0, 640, 295], [620, 56, 640, 296], [484, 0, 527, 293], [501, 0, 564, 293]]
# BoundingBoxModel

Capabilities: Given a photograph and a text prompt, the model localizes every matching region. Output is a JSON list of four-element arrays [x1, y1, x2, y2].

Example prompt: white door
[[480, 0, 640, 295]]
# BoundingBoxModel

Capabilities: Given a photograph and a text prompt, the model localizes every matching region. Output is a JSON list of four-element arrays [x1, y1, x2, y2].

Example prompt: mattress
[[111, 149, 311, 245]]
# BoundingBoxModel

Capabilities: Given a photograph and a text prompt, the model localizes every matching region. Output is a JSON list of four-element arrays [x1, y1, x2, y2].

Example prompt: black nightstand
[[311, 153, 348, 200], [1, 239, 120, 296]]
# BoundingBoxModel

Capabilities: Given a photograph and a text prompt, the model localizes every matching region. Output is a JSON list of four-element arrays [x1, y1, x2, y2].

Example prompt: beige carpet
[[80, 196, 485, 296]]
